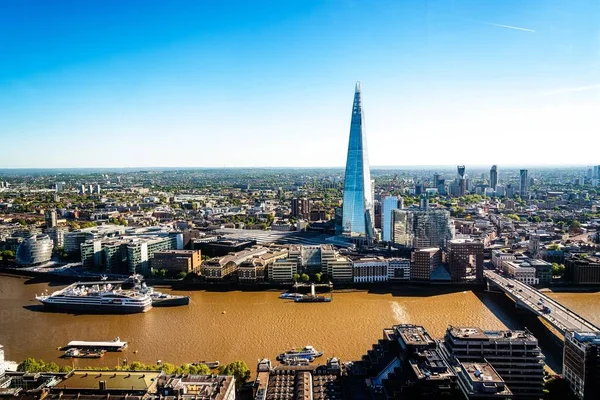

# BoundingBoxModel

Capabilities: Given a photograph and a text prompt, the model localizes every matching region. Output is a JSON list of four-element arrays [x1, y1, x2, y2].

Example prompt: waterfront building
[[191, 238, 256, 258], [502, 261, 539, 285], [391, 208, 454, 249], [324, 257, 353, 282], [447, 239, 484, 282], [152, 249, 202, 274], [410, 248, 442, 281], [490, 165, 498, 190], [563, 330, 600, 400], [64, 225, 128, 255], [456, 361, 512, 399], [45, 226, 68, 249], [530, 259, 552, 286], [519, 169, 529, 198], [565, 254, 600, 284], [387, 258, 411, 281], [443, 326, 545, 398], [203, 246, 268, 281], [159, 374, 236, 400], [268, 258, 298, 282], [239, 248, 288, 283], [352, 257, 388, 283], [491, 249, 516, 269], [15, 234, 53, 266], [341, 82, 374, 241], [382, 195, 401, 242], [44, 210, 57, 228]]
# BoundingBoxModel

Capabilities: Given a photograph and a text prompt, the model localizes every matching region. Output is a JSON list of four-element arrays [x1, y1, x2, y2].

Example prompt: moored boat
[[63, 348, 106, 359], [191, 361, 220, 369], [277, 346, 323, 361], [294, 295, 332, 303], [150, 292, 190, 307]]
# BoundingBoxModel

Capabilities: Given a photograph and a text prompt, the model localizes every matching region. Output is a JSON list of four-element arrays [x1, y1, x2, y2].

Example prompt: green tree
[[552, 263, 565, 277], [569, 220, 583, 233], [505, 214, 520, 221], [547, 243, 561, 251], [292, 273, 300, 282], [189, 363, 211, 375], [176, 271, 188, 280], [314, 272, 322, 283], [218, 361, 251, 388], [300, 273, 310, 282]]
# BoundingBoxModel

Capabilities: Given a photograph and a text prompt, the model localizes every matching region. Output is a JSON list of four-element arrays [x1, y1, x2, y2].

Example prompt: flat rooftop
[[461, 362, 503, 384], [54, 370, 160, 392], [447, 326, 538, 343], [394, 324, 435, 347]]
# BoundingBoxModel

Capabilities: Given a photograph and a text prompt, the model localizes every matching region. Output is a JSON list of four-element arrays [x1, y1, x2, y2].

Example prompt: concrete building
[[388, 258, 410, 281], [410, 248, 442, 281], [158, 374, 235, 400], [202, 246, 268, 281], [44, 210, 57, 228], [392, 208, 454, 249], [447, 239, 484, 282], [443, 326, 545, 399], [491, 250, 515, 269], [456, 361, 512, 399], [502, 261, 539, 285], [352, 257, 388, 283], [324, 257, 353, 282], [530, 259, 552, 286], [563, 330, 600, 400], [268, 259, 298, 282], [490, 165, 498, 190], [238, 248, 288, 283], [152, 249, 202, 274], [45, 226, 68, 249], [290, 198, 311, 220]]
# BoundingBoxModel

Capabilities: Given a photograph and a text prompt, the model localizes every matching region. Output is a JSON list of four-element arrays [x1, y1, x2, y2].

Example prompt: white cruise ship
[[36, 282, 152, 314]]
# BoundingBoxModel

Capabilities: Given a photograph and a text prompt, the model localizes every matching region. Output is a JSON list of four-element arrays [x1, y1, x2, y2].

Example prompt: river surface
[[1, 275, 599, 371]]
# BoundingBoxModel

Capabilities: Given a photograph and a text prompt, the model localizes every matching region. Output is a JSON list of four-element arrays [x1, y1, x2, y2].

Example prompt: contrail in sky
[[484, 22, 536, 33]]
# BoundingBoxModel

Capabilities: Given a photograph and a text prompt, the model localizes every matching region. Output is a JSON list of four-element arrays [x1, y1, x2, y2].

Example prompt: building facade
[[447, 239, 484, 282], [341, 82, 374, 241], [563, 330, 600, 400], [382, 196, 401, 242], [392, 209, 454, 249]]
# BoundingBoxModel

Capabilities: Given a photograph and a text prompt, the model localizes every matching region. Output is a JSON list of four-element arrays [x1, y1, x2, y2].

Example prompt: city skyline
[[1, 0, 600, 168]]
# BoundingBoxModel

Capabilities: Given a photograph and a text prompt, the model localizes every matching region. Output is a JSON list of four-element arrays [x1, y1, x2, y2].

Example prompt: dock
[[63, 338, 128, 352]]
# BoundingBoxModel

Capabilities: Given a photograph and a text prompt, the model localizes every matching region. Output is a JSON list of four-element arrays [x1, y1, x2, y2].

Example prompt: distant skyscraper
[[382, 196, 401, 242], [519, 169, 529, 197], [457, 165, 466, 179], [45, 209, 57, 228], [342, 82, 374, 241], [490, 165, 498, 190]]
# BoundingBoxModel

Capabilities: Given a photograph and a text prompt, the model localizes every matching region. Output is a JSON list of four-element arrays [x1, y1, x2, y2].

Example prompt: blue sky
[[1, 0, 599, 168]]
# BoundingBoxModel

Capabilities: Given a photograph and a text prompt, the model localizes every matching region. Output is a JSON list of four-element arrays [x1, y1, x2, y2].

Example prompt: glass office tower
[[342, 82, 374, 240]]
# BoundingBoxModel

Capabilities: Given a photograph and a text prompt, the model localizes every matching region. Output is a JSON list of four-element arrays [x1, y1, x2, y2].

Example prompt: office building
[[410, 248, 442, 281], [341, 82, 374, 241], [352, 257, 388, 283], [392, 208, 454, 249], [152, 249, 202, 273], [563, 330, 600, 400], [490, 165, 498, 190], [443, 326, 545, 398], [456, 362, 512, 399], [44, 210, 57, 228], [519, 169, 529, 198], [382, 195, 401, 242], [238, 248, 287, 283], [565, 254, 600, 284], [290, 198, 311, 220], [202, 246, 268, 281], [15, 234, 53, 266], [530, 259, 552, 286], [388, 258, 410, 281], [191, 238, 256, 258], [502, 261, 539, 285], [447, 239, 484, 282], [45, 226, 68, 248]]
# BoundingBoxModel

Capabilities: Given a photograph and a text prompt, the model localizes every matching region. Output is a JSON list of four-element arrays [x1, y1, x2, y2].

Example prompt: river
[[1, 275, 598, 372]]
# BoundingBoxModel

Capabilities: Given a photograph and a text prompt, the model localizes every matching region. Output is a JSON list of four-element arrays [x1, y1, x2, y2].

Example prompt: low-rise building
[[352, 257, 388, 283], [387, 258, 410, 281], [502, 261, 539, 285], [152, 249, 202, 273], [565, 254, 600, 284]]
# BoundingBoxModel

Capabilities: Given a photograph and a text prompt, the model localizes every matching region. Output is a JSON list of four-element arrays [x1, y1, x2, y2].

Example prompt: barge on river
[[63, 337, 128, 352]]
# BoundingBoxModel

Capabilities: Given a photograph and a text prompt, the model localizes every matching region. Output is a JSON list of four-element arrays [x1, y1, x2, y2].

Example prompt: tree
[[176, 271, 188, 280], [292, 273, 300, 282], [218, 361, 250, 388], [544, 376, 578, 400], [569, 220, 583, 234], [552, 263, 565, 277], [547, 243, 561, 251], [314, 272, 322, 283], [300, 273, 310, 282], [505, 214, 520, 221]]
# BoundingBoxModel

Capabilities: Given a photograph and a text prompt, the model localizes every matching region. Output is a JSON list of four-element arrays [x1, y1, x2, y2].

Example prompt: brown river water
[[1, 275, 599, 371]]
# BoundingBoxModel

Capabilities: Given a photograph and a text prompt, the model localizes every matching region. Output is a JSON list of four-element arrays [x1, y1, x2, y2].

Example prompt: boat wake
[[390, 301, 409, 323]]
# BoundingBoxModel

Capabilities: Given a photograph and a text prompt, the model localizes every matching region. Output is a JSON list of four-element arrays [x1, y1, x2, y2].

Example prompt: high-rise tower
[[342, 82, 374, 240], [519, 169, 529, 197], [490, 165, 498, 190]]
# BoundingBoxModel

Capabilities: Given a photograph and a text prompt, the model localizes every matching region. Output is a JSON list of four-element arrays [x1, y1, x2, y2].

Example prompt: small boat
[[63, 348, 106, 359], [192, 361, 220, 369], [279, 292, 304, 300], [277, 346, 323, 361], [294, 295, 332, 303], [150, 292, 190, 307], [282, 357, 312, 366]]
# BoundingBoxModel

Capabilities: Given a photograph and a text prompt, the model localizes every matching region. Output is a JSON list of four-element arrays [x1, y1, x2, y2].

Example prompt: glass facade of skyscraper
[[342, 82, 374, 240]]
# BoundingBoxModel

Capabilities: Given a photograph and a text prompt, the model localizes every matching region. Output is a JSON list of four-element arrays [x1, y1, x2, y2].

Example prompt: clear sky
[[1, 0, 599, 168]]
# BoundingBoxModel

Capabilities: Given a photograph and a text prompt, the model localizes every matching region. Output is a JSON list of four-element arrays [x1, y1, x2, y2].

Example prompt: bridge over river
[[485, 270, 599, 335]]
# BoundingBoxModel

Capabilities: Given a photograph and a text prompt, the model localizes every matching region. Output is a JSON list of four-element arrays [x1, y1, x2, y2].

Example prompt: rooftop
[[447, 326, 538, 343], [53, 370, 160, 393], [394, 324, 435, 347]]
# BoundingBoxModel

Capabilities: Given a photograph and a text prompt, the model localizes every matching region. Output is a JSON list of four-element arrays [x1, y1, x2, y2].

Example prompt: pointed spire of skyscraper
[[342, 82, 374, 241]]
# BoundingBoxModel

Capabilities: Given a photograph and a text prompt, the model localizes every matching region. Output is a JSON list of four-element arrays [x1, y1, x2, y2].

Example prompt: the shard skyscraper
[[342, 82, 374, 241]]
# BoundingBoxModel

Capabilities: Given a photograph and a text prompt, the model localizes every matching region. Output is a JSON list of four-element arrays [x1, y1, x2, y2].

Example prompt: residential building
[[563, 330, 600, 400], [410, 248, 442, 281], [490, 165, 498, 190], [44, 210, 57, 228], [341, 82, 374, 241], [456, 361, 512, 399], [45, 226, 68, 249], [392, 208, 454, 248], [519, 169, 529, 198], [447, 239, 484, 282], [443, 326, 545, 399], [152, 249, 202, 273], [290, 198, 311, 220]]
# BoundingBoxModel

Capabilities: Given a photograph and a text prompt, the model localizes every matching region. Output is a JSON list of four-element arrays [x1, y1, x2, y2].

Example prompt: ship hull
[[151, 296, 190, 307], [38, 300, 151, 314]]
